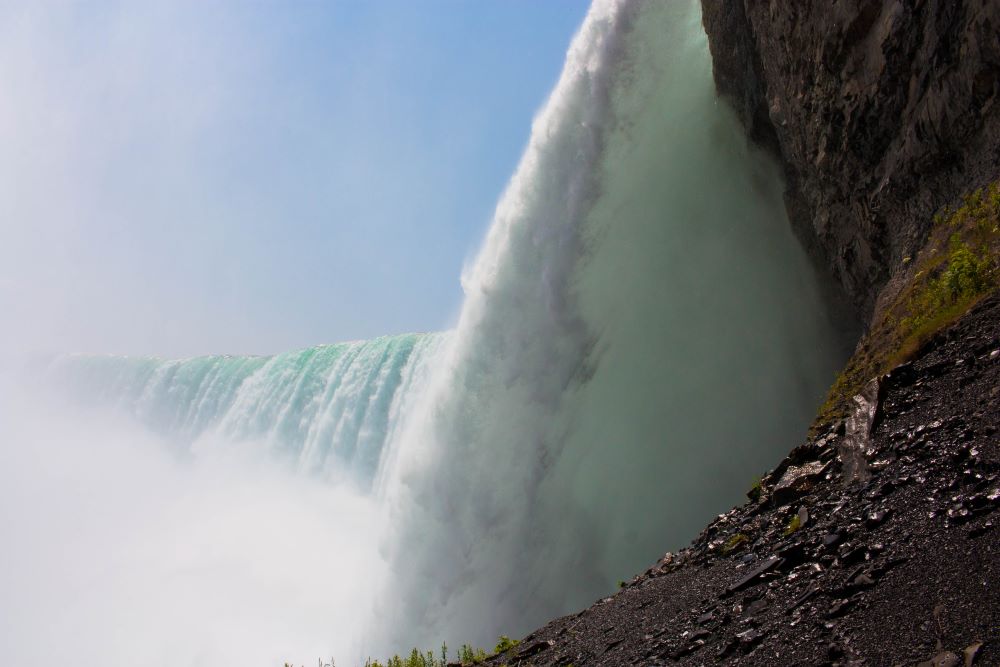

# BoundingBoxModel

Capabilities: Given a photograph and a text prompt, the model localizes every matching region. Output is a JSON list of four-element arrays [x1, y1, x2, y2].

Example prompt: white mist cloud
[[0, 1, 587, 365], [0, 380, 384, 666], [0, 2, 263, 362]]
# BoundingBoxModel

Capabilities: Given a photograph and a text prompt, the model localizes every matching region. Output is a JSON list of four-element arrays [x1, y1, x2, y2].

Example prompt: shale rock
[[772, 460, 827, 505]]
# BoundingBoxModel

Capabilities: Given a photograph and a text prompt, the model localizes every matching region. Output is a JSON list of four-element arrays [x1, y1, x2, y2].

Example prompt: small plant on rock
[[722, 533, 749, 554], [784, 513, 802, 536], [458, 644, 487, 665], [494, 635, 520, 654]]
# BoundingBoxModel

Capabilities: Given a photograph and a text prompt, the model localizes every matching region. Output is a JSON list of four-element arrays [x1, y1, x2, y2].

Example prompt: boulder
[[772, 461, 828, 505]]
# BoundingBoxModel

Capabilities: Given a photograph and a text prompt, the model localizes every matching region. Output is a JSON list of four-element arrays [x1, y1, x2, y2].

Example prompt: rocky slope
[[700, 0, 1000, 318], [481, 294, 1000, 666]]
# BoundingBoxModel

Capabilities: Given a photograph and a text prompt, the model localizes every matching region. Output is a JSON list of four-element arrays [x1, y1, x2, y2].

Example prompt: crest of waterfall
[[49, 333, 446, 487]]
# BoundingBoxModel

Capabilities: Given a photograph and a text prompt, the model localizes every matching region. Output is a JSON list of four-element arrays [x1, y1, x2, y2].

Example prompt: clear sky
[[0, 1, 589, 359]]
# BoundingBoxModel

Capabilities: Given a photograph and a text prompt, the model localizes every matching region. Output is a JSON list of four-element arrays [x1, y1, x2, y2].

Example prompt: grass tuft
[[330, 639, 489, 667], [493, 636, 520, 654], [721, 533, 749, 554]]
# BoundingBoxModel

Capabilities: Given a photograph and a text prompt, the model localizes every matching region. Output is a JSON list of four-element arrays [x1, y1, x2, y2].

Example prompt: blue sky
[[0, 1, 589, 358]]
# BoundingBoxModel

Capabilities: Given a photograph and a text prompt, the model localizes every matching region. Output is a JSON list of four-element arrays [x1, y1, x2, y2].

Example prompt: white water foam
[[370, 0, 842, 652]]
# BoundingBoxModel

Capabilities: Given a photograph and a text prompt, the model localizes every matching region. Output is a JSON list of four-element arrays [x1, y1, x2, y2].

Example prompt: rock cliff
[[700, 0, 1000, 319]]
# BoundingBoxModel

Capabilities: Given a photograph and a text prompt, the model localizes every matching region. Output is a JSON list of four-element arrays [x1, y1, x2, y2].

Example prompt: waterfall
[[370, 0, 843, 651], [49, 333, 445, 487], [23, 0, 847, 663]]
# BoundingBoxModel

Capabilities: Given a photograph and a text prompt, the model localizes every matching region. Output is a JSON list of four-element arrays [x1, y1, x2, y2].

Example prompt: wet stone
[[823, 532, 844, 548], [840, 544, 868, 566], [960, 495, 984, 512], [789, 583, 820, 612], [744, 599, 768, 617], [827, 598, 853, 618], [917, 650, 961, 667], [866, 509, 892, 528], [773, 461, 828, 505], [963, 641, 983, 666], [736, 628, 764, 652], [873, 480, 896, 498], [515, 640, 554, 660], [777, 541, 807, 568], [725, 556, 784, 594], [968, 520, 993, 538], [947, 505, 973, 524], [717, 637, 739, 659]]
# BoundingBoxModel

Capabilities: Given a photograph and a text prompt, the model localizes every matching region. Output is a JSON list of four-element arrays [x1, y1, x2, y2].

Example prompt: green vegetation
[[309, 638, 505, 667], [493, 635, 520, 654], [362, 649, 443, 667], [284, 639, 502, 667], [813, 181, 1000, 431], [783, 514, 802, 536], [721, 532, 748, 554], [747, 476, 763, 503], [456, 644, 488, 665]]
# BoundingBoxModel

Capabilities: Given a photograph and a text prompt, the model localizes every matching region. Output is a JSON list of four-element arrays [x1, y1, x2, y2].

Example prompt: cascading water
[[11, 0, 849, 664], [369, 0, 845, 651], [49, 333, 445, 486]]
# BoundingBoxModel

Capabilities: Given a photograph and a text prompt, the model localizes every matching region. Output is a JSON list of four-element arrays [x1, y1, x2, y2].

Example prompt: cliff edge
[[700, 0, 1000, 319]]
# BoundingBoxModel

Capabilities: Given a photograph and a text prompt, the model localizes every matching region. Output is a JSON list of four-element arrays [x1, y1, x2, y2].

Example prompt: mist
[[0, 1, 586, 362], [0, 379, 383, 666]]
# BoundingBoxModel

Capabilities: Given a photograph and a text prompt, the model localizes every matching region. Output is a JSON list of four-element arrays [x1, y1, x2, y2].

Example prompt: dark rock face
[[700, 1, 1000, 318]]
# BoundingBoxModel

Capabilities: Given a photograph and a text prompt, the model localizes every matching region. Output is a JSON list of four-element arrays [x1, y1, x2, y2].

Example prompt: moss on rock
[[813, 181, 1000, 432]]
